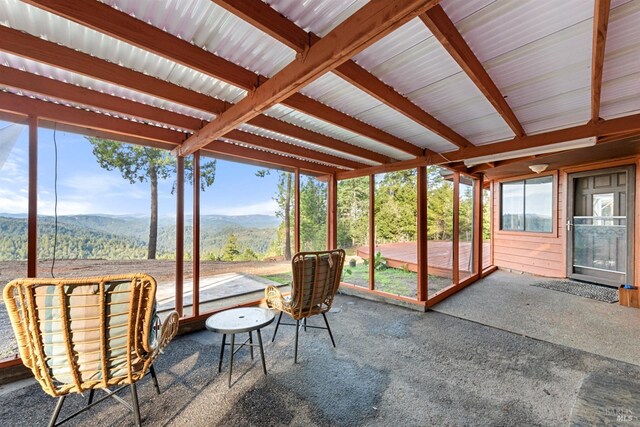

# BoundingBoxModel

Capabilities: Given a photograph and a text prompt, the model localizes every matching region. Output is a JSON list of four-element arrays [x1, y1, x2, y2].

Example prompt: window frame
[[498, 171, 557, 237]]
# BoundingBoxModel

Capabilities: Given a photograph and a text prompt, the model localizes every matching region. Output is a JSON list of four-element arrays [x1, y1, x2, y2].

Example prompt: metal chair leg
[[150, 364, 161, 395], [48, 395, 66, 427], [257, 329, 267, 375], [218, 334, 226, 373], [228, 334, 235, 388], [303, 318, 307, 332], [249, 331, 254, 360], [322, 312, 336, 348], [271, 312, 283, 343], [87, 389, 95, 406], [294, 319, 300, 364], [130, 383, 142, 427]]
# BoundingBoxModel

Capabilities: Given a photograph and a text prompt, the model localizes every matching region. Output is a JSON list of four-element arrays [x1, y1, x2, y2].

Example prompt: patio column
[[27, 116, 37, 278], [327, 173, 338, 250], [417, 166, 428, 302], [369, 175, 375, 291], [453, 172, 460, 285], [295, 168, 300, 253], [474, 174, 483, 278], [192, 151, 200, 317], [175, 155, 184, 317]]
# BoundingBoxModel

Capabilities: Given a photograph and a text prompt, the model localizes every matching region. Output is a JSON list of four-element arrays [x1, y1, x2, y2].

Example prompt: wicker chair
[[3, 274, 179, 427], [265, 249, 345, 363]]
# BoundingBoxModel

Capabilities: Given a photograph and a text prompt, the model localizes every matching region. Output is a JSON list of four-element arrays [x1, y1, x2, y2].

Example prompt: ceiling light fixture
[[463, 137, 597, 168], [529, 164, 549, 174]]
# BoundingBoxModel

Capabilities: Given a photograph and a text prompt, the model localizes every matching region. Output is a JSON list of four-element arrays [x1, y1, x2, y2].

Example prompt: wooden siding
[[491, 157, 640, 282]]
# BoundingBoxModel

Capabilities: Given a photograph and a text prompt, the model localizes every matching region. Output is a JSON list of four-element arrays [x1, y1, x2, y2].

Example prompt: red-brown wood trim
[[426, 273, 480, 307], [174, 0, 440, 156], [327, 173, 338, 250], [334, 60, 471, 148], [202, 140, 338, 175], [452, 173, 460, 284], [281, 94, 425, 158], [175, 156, 185, 318], [192, 152, 201, 317], [336, 155, 448, 181], [247, 115, 391, 164], [417, 166, 428, 302], [23, 0, 259, 91], [473, 175, 483, 276], [420, 5, 524, 138], [0, 66, 203, 131], [0, 26, 227, 115], [0, 92, 185, 144], [294, 168, 301, 254], [27, 116, 37, 278], [369, 175, 375, 291], [224, 129, 365, 169], [339, 283, 427, 307], [210, 0, 308, 53], [592, 0, 611, 122]]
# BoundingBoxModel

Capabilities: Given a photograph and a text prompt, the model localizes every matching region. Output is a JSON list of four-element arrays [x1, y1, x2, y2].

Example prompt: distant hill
[[0, 214, 281, 261]]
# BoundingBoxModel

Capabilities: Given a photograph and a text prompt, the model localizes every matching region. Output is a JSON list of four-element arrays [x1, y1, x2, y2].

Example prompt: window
[[500, 176, 553, 233]]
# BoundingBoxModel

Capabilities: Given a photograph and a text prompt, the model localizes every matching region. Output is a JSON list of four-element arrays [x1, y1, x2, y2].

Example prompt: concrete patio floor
[[1, 285, 640, 426], [432, 270, 640, 366]]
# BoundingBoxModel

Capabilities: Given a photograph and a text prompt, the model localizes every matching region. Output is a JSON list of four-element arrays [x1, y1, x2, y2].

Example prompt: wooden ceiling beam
[[21, 0, 259, 90], [0, 65, 203, 131], [0, 91, 185, 144], [175, 0, 440, 156], [591, 0, 611, 122], [281, 94, 424, 157], [443, 113, 640, 163], [210, 0, 308, 52], [333, 60, 471, 148], [16, 2, 419, 160], [420, 5, 525, 138], [0, 26, 227, 114], [203, 141, 339, 175], [247, 114, 391, 164], [224, 129, 367, 169], [212, 0, 468, 150]]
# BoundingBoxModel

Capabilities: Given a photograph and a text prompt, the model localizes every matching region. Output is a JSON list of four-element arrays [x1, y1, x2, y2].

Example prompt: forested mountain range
[[0, 214, 280, 260]]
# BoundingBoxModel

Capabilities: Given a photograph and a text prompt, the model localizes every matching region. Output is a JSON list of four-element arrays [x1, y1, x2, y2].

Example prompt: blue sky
[[0, 121, 282, 217]]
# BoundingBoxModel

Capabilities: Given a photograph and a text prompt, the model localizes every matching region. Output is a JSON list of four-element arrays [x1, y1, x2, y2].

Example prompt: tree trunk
[[148, 165, 158, 260], [284, 173, 292, 260]]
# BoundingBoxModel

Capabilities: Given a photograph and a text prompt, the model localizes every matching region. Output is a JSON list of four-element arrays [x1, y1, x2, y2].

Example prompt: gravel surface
[[1, 294, 639, 426]]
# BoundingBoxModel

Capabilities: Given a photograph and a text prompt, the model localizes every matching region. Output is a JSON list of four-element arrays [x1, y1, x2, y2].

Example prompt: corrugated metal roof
[[266, 0, 369, 37], [0, 0, 247, 104], [0, 52, 215, 122], [238, 123, 379, 166], [101, 0, 295, 77], [601, 0, 640, 119]]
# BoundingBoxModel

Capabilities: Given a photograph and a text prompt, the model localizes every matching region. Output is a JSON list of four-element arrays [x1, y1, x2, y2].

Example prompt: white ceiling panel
[[266, 0, 368, 37]]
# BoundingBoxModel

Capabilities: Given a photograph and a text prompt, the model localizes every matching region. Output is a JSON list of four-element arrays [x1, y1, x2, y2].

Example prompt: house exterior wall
[[490, 156, 640, 285]]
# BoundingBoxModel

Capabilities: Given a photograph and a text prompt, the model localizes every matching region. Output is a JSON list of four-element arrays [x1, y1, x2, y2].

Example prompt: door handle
[[566, 220, 573, 231]]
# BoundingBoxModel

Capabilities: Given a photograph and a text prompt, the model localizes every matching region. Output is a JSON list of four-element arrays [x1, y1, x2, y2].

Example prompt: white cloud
[[61, 173, 147, 199], [202, 199, 279, 216]]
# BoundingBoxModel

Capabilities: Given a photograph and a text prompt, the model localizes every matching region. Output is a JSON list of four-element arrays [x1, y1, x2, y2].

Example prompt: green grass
[[343, 264, 454, 298], [260, 272, 292, 285]]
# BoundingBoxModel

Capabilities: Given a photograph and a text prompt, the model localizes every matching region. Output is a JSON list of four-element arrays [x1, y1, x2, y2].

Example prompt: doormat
[[531, 280, 619, 303]]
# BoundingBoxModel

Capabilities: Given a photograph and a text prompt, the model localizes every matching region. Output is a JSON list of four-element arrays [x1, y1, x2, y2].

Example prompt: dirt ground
[[0, 259, 291, 289]]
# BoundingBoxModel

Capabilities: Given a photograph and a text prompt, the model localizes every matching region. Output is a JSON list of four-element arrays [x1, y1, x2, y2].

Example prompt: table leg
[[218, 334, 226, 373], [249, 331, 254, 360], [257, 329, 267, 375], [228, 334, 235, 388]]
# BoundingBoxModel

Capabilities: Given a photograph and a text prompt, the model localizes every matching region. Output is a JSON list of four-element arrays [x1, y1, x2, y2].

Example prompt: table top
[[205, 307, 275, 334]]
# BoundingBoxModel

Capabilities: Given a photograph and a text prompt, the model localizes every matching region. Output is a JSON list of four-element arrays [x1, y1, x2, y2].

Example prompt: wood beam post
[[327, 173, 338, 250], [592, 0, 611, 122], [369, 175, 375, 291], [417, 166, 428, 302], [192, 151, 201, 317], [452, 172, 460, 285], [174, 0, 440, 156], [295, 168, 301, 254], [27, 116, 38, 278], [175, 156, 185, 317], [473, 174, 483, 277], [420, 5, 524, 137]]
